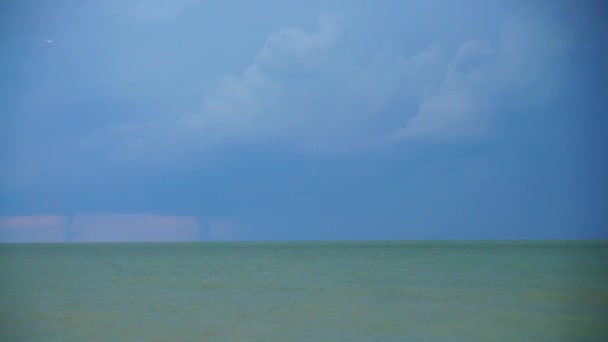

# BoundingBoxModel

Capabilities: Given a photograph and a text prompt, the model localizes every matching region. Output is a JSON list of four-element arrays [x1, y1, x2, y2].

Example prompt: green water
[[1, 241, 607, 341]]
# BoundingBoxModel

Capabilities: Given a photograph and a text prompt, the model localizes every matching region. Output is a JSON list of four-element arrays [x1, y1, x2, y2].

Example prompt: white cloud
[[257, 13, 344, 72], [389, 10, 571, 142], [390, 41, 505, 141], [108, 8, 571, 158], [175, 12, 447, 153], [178, 13, 348, 150]]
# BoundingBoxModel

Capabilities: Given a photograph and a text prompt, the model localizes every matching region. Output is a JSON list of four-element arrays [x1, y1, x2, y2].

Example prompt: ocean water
[[1, 241, 607, 341]]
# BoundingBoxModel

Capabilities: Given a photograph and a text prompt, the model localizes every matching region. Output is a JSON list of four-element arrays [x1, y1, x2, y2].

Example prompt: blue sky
[[1, 0, 606, 242]]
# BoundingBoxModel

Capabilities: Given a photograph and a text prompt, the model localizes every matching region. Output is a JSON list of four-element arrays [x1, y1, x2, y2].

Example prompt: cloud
[[0, 214, 203, 242], [389, 41, 505, 141], [0, 215, 68, 243], [69, 214, 200, 242], [178, 13, 348, 150], [389, 8, 573, 142], [256, 13, 344, 72], [116, 13, 440, 155], [107, 8, 571, 159]]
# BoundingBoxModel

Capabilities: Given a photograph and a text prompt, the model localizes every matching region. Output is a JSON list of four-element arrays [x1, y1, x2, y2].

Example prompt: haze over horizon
[[1, 0, 607, 242]]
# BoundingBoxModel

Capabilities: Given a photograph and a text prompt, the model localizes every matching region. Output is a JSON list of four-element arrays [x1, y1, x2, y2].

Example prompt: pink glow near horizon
[[0, 215, 68, 242], [70, 214, 201, 242], [0, 214, 203, 242], [0, 215, 67, 228]]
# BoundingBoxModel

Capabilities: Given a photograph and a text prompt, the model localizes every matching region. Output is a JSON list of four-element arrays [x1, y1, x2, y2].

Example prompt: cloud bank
[[108, 8, 570, 160], [0, 214, 202, 243], [70, 214, 200, 242], [0, 215, 68, 243]]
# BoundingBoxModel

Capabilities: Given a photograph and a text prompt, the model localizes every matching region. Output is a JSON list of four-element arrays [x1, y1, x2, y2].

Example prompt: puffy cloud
[[178, 13, 348, 150], [390, 41, 505, 141], [109, 8, 571, 158], [390, 9, 572, 142], [69, 214, 200, 242], [256, 13, 344, 72], [0, 215, 68, 243], [159, 13, 446, 153]]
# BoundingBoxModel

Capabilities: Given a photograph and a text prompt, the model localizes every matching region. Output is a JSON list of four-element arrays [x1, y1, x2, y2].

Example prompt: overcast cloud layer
[[1, 0, 606, 241]]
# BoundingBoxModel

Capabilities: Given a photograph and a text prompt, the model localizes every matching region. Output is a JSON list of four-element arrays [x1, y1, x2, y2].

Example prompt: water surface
[[1, 241, 607, 341]]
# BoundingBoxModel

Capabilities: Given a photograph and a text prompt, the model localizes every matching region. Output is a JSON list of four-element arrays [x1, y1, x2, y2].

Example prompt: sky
[[0, 0, 607, 242]]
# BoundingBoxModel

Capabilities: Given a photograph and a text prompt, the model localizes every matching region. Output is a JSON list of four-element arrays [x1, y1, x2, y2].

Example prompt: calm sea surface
[[1, 241, 607, 341]]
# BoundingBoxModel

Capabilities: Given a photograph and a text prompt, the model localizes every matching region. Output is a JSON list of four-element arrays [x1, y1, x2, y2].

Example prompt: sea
[[1, 241, 607, 341]]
